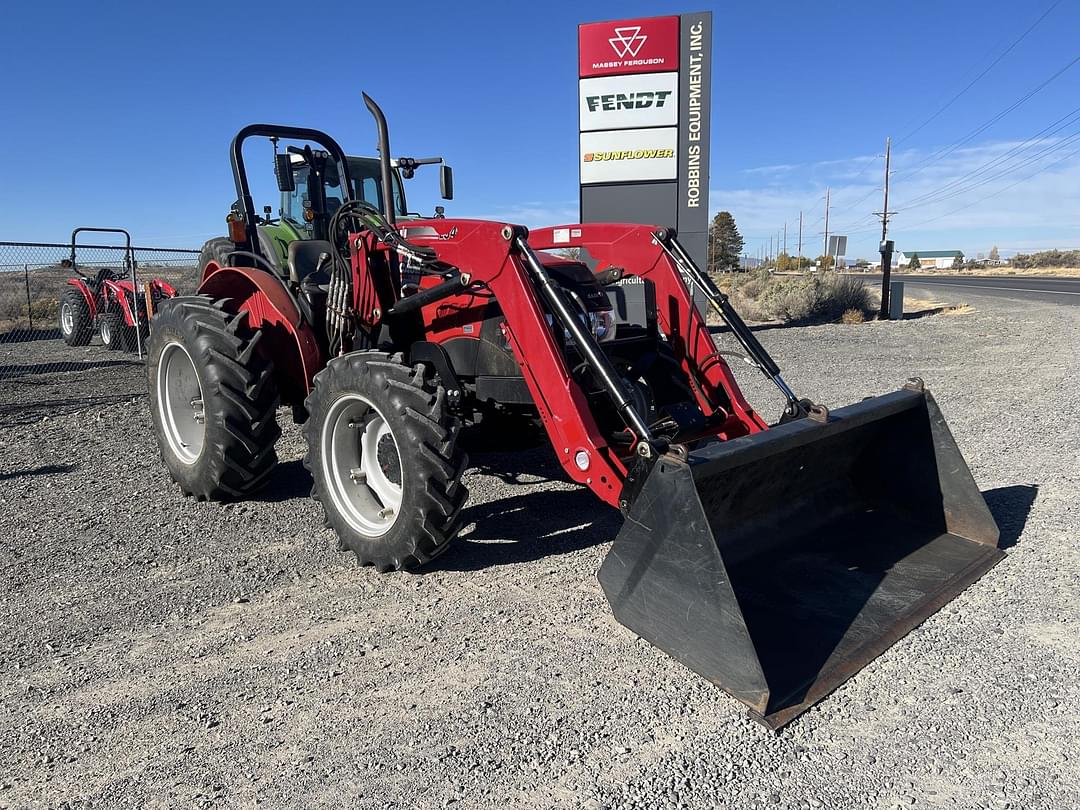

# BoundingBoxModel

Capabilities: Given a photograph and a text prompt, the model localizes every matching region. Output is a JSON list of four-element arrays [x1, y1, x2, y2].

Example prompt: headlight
[[591, 310, 617, 343]]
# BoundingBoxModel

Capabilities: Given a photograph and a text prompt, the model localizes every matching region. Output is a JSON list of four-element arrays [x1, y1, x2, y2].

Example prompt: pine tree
[[908, 252, 921, 270], [707, 212, 744, 272], [952, 254, 964, 270], [988, 245, 1000, 261]]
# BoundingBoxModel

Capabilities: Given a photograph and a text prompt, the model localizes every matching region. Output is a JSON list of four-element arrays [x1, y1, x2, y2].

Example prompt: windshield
[[348, 157, 407, 218], [280, 156, 406, 235]]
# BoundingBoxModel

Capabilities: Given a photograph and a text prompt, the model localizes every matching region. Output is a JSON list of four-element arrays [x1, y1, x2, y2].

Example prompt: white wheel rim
[[321, 394, 402, 537], [100, 318, 111, 344], [157, 341, 206, 464], [61, 303, 73, 335]]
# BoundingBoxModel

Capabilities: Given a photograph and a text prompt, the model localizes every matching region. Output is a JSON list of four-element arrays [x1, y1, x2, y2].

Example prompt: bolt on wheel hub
[[322, 394, 403, 537]]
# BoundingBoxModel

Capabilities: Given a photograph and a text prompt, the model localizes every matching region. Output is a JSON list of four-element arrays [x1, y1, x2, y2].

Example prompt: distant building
[[895, 249, 964, 269]]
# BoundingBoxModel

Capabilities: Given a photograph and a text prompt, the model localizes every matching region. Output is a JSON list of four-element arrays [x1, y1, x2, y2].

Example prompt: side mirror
[[275, 153, 295, 193], [440, 165, 454, 200]]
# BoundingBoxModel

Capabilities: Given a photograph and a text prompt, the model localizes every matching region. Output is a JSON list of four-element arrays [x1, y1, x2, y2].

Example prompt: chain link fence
[[0, 240, 201, 426]]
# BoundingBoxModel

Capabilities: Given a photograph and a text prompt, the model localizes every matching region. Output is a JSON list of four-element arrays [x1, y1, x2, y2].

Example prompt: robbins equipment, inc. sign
[[578, 12, 712, 320]]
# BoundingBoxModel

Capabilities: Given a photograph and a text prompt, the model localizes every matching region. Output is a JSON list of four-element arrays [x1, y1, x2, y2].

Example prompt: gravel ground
[[0, 293, 1076, 809]]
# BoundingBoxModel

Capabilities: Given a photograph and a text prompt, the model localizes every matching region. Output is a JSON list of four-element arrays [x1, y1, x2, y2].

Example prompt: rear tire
[[304, 351, 469, 571], [147, 295, 281, 500], [59, 289, 92, 346], [197, 237, 235, 276], [99, 304, 127, 351], [198, 232, 281, 276]]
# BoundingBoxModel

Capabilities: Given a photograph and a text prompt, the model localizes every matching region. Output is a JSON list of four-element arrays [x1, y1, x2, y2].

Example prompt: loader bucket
[[599, 384, 1001, 730]]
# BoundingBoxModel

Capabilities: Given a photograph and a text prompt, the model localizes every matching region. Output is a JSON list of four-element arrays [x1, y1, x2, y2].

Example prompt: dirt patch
[[0, 296, 1077, 808]]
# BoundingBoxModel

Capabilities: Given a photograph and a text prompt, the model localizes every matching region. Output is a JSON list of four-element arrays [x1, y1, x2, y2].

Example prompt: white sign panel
[[580, 127, 678, 184], [579, 72, 679, 132]]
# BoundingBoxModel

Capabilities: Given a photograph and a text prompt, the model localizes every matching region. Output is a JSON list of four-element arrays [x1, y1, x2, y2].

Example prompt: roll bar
[[228, 124, 354, 262]]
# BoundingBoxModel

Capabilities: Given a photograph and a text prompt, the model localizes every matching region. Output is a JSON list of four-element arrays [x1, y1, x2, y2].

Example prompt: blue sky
[[3, 0, 1079, 260]]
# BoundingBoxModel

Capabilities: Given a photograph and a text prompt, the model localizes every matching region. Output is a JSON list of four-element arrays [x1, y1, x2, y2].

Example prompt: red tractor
[[146, 95, 1002, 728], [59, 227, 177, 352]]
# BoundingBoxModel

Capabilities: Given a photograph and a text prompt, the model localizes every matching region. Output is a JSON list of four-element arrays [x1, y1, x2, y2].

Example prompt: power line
[[839, 138, 1080, 239], [896, 105, 1080, 209], [898, 126, 1080, 212], [826, 2, 1061, 221], [893, 0, 1064, 147], [893, 52, 1080, 184], [900, 140, 1080, 230]]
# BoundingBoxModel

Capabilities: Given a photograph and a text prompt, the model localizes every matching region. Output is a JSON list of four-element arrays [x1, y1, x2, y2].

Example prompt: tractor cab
[[236, 139, 453, 271], [278, 153, 409, 238]]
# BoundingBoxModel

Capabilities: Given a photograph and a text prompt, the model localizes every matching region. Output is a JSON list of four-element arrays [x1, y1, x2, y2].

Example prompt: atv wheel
[[147, 295, 281, 499], [304, 352, 468, 571], [99, 305, 130, 351], [59, 289, 92, 346]]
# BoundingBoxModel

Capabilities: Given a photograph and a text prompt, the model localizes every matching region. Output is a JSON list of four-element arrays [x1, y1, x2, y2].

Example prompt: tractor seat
[[288, 239, 334, 285]]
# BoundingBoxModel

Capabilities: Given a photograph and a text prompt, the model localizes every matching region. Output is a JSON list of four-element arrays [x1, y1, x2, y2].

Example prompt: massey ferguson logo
[[608, 26, 647, 58], [579, 16, 678, 78]]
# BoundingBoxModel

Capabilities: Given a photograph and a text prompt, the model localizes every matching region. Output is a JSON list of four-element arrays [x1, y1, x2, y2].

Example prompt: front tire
[[59, 289, 92, 346], [147, 295, 281, 499], [304, 352, 469, 571], [99, 304, 127, 351]]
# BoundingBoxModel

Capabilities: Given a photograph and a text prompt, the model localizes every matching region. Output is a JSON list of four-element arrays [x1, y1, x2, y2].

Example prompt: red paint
[[199, 265, 322, 402], [579, 15, 679, 78], [386, 220, 767, 507], [195, 219, 768, 508], [65, 278, 97, 317]]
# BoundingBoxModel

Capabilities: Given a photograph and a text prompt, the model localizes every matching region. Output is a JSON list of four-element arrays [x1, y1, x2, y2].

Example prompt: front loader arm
[[528, 224, 768, 437], [390, 219, 631, 507]]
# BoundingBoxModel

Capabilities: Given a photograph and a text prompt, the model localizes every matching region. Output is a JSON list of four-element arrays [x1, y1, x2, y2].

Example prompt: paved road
[[882, 273, 1080, 306]]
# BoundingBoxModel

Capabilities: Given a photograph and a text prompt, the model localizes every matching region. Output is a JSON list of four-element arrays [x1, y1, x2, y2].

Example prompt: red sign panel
[[579, 15, 679, 78]]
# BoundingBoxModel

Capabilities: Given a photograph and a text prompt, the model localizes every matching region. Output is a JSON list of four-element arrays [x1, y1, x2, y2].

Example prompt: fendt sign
[[578, 72, 679, 131], [578, 12, 712, 319]]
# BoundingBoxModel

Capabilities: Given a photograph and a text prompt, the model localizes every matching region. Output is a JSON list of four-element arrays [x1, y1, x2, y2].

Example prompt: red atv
[[59, 227, 177, 352]]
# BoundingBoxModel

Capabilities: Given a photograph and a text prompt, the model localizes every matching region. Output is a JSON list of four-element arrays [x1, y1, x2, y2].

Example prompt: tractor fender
[[199, 266, 322, 404], [153, 279, 178, 298], [101, 279, 138, 326], [66, 278, 97, 317]]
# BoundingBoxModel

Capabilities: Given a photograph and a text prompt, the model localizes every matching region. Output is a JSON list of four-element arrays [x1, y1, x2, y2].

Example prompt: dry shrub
[[23, 298, 59, 321], [726, 272, 873, 324], [841, 308, 865, 324], [942, 304, 974, 316]]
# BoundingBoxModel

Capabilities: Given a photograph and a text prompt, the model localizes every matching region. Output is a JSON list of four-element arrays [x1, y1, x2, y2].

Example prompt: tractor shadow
[[0, 328, 62, 344], [256, 459, 313, 502], [983, 484, 1038, 550], [0, 359, 138, 381], [426, 447, 618, 572], [0, 463, 77, 482]]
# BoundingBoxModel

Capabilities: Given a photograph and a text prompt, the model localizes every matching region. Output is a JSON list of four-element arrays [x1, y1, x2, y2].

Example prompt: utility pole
[[875, 137, 898, 318], [822, 187, 831, 269], [798, 211, 803, 266], [783, 222, 787, 257]]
